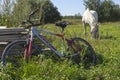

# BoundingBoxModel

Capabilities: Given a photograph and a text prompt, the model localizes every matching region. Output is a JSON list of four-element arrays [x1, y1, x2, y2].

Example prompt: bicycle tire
[[67, 37, 96, 66], [1, 40, 42, 66]]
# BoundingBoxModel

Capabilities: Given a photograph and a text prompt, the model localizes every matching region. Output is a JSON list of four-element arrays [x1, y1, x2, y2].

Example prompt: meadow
[[0, 19, 120, 80]]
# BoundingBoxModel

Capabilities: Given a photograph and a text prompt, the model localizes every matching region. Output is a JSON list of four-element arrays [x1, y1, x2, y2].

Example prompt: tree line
[[0, 0, 120, 27], [0, 0, 61, 27]]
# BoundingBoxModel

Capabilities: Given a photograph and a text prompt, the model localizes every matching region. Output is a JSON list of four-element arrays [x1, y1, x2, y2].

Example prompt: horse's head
[[91, 23, 99, 39]]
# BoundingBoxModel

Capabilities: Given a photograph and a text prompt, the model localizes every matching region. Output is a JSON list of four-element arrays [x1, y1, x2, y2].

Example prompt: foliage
[[63, 15, 82, 20], [99, 0, 120, 22], [0, 0, 61, 27], [42, 0, 62, 23], [83, 0, 100, 12], [11, 0, 31, 27], [0, 0, 15, 26]]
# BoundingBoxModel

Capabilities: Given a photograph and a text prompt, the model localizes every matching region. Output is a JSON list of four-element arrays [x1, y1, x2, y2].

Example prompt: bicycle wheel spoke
[[67, 37, 96, 66], [1, 40, 43, 66]]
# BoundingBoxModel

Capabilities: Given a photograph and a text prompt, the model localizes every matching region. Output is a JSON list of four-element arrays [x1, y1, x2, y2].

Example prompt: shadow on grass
[[95, 53, 104, 65], [100, 35, 117, 40], [80, 52, 104, 69], [36, 51, 105, 69]]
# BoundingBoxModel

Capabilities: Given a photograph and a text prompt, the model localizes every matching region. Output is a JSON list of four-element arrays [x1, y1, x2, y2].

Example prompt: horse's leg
[[90, 25, 93, 39], [95, 27, 99, 39], [83, 22, 86, 38]]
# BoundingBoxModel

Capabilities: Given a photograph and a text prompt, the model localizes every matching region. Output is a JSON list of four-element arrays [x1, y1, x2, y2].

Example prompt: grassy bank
[[0, 21, 120, 80]]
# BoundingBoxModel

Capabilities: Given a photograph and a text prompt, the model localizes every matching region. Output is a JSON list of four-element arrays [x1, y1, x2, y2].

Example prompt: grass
[[1, 20, 120, 80]]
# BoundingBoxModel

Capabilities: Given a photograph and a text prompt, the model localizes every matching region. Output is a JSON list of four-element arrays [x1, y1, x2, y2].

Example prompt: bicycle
[[1, 8, 96, 66]]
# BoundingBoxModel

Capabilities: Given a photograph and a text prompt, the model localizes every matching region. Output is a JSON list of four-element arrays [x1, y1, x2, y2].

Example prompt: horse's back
[[90, 10, 98, 22], [82, 9, 98, 24]]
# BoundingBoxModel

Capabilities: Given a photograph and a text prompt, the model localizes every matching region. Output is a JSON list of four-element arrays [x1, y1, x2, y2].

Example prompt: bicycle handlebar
[[20, 8, 43, 28], [28, 8, 39, 20]]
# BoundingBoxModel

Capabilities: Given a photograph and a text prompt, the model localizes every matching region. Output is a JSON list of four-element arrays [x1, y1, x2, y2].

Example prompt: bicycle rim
[[1, 40, 42, 66], [67, 37, 96, 66]]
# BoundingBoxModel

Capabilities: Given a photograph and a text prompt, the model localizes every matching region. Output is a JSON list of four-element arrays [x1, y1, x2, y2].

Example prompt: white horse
[[82, 8, 99, 38]]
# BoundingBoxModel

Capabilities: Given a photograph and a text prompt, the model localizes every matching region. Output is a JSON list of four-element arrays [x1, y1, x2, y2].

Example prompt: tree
[[99, 0, 113, 21], [12, 0, 30, 27], [99, 0, 120, 22], [110, 4, 120, 21], [42, 0, 62, 23], [0, 0, 15, 26], [28, 0, 62, 23], [11, 0, 61, 26], [83, 0, 101, 12]]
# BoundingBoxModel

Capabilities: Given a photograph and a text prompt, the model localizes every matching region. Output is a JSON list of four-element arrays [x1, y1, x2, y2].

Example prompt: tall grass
[[1, 21, 120, 80]]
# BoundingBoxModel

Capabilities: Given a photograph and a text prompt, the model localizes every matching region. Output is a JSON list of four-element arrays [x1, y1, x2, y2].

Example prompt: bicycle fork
[[24, 30, 33, 60]]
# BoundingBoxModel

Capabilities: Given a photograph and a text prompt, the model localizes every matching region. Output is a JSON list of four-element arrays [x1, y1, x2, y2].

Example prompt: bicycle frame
[[26, 26, 73, 58]]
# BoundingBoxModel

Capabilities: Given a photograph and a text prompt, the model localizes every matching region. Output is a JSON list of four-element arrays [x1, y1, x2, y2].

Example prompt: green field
[[1, 20, 120, 80]]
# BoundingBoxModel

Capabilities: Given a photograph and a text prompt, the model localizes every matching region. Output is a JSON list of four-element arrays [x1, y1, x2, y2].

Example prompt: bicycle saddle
[[55, 21, 68, 29]]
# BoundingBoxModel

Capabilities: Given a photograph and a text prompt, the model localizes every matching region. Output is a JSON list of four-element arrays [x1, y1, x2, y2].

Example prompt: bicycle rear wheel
[[67, 37, 96, 66], [1, 40, 42, 66]]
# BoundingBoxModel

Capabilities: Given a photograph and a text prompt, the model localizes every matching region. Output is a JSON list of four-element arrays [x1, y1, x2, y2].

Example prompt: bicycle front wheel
[[67, 37, 96, 66], [1, 40, 42, 66]]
